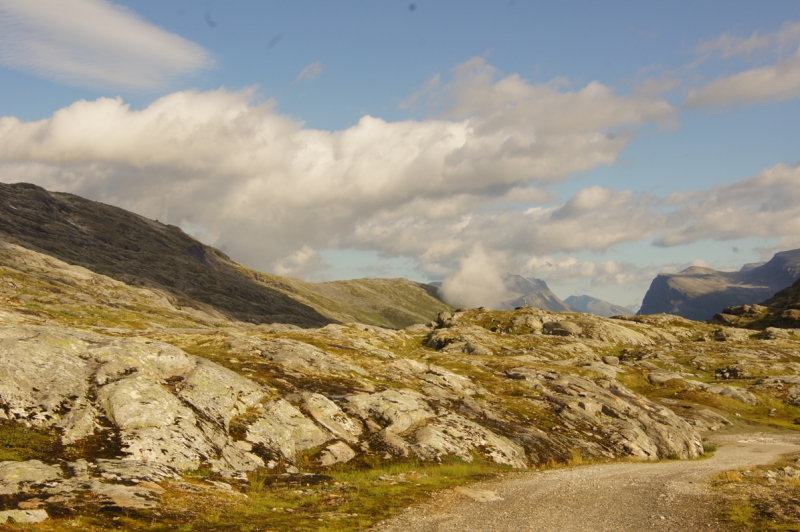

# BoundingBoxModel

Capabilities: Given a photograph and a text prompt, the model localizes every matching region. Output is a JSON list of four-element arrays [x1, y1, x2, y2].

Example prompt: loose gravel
[[371, 432, 800, 532]]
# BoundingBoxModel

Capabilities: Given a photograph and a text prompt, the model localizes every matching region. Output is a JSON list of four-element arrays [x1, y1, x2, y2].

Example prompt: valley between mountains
[[1, 183, 800, 531]]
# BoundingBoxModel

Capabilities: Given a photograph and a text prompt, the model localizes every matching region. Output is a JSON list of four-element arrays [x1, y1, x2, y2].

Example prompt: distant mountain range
[[0, 183, 450, 328], [432, 273, 632, 317], [564, 295, 633, 317], [638, 249, 800, 321]]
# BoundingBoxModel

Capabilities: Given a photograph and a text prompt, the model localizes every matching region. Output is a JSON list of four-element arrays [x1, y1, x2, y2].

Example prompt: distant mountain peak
[[496, 274, 573, 312], [564, 295, 632, 318], [739, 261, 766, 273]]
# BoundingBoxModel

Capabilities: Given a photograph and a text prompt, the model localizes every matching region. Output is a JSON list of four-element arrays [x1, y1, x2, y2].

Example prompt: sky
[[1, 1, 799, 309]]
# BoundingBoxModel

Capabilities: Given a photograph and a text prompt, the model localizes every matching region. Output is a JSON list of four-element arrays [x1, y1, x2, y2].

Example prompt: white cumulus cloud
[[0, 58, 678, 283], [440, 245, 511, 309]]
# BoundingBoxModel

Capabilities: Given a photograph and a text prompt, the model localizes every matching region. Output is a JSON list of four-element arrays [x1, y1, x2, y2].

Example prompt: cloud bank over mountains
[[2, 6, 800, 306], [0, 54, 799, 297], [0, 59, 675, 275]]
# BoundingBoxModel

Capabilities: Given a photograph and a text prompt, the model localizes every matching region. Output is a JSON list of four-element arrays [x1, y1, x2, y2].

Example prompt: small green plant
[[702, 442, 718, 454], [567, 449, 584, 466]]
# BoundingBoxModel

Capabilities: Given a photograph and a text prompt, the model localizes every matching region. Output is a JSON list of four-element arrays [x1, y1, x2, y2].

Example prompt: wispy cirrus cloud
[[0, 0, 212, 90], [294, 61, 323, 84], [685, 48, 800, 108], [696, 20, 800, 59], [686, 20, 800, 108]]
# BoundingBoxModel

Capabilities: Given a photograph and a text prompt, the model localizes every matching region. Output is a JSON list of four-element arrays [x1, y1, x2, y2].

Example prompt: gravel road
[[371, 432, 800, 532]]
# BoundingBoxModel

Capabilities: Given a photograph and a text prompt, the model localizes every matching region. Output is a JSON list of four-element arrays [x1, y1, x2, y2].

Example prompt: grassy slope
[[240, 268, 451, 329], [0, 183, 449, 329]]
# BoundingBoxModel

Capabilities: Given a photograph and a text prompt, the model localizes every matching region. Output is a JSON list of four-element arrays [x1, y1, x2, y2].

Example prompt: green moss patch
[[0, 420, 61, 462]]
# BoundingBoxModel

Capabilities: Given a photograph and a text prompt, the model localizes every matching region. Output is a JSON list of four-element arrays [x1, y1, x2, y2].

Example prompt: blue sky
[[1, 1, 800, 308]]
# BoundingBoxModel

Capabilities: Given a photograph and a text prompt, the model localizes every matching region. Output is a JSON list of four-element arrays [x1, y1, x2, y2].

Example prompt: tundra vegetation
[[1, 185, 799, 530]]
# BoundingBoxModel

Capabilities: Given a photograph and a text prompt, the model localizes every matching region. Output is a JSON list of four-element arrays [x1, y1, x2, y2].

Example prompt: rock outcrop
[[0, 325, 273, 472]]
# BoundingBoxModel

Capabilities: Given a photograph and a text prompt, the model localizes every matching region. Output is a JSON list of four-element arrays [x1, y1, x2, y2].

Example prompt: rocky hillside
[[0, 182, 449, 329], [765, 277, 800, 310], [497, 274, 574, 312], [564, 295, 632, 317], [638, 249, 800, 321], [4, 242, 800, 529]]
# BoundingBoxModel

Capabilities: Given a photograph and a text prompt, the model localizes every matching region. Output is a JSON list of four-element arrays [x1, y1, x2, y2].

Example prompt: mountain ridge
[[0, 182, 450, 329], [564, 294, 632, 317], [497, 274, 575, 312], [638, 249, 800, 320]]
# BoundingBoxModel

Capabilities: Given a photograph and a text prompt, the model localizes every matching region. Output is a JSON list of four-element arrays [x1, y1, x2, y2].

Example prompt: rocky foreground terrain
[[1, 184, 799, 530], [2, 243, 800, 529]]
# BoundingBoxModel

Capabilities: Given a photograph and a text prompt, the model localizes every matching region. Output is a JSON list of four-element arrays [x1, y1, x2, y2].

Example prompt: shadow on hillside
[[0, 183, 334, 328]]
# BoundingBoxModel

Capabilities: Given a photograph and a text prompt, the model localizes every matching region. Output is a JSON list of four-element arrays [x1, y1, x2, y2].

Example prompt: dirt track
[[371, 432, 800, 532]]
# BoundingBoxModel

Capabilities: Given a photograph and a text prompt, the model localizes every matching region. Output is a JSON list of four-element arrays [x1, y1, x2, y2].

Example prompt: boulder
[[704, 385, 758, 406], [760, 327, 791, 340], [715, 365, 752, 380], [426, 325, 496, 351], [0, 510, 49, 524], [0, 324, 323, 472], [713, 328, 751, 342], [578, 361, 619, 380], [245, 399, 331, 461], [0, 458, 181, 510], [410, 413, 528, 468], [367, 429, 411, 457], [176, 358, 268, 430], [346, 389, 435, 434], [788, 386, 800, 407], [581, 321, 654, 345], [301, 393, 362, 444], [512, 314, 545, 331], [319, 442, 356, 466], [254, 338, 367, 376], [542, 321, 583, 337], [647, 370, 684, 385], [464, 341, 494, 356], [97, 373, 225, 471], [0, 461, 63, 495], [531, 372, 704, 459]]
